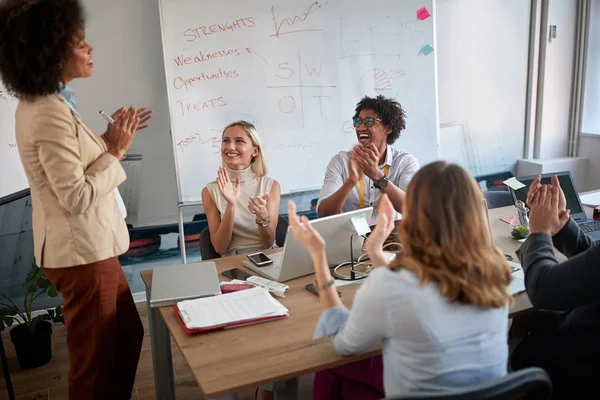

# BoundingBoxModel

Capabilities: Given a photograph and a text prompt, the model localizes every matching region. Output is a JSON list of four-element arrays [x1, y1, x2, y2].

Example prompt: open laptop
[[509, 171, 600, 241], [150, 261, 221, 308], [243, 208, 374, 282]]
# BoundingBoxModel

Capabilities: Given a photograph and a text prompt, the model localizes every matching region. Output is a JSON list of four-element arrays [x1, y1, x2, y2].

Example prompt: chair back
[[484, 190, 514, 209], [199, 227, 221, 260], [385, 367, 552, 400]]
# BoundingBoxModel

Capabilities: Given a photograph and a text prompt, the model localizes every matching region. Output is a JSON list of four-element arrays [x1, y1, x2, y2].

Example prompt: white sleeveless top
[[206, 166, 275, 254]]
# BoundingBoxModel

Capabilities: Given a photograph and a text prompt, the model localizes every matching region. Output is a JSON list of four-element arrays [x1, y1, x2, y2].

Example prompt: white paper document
[[177, 287, 288, 330], [508, 261, 526, 295]]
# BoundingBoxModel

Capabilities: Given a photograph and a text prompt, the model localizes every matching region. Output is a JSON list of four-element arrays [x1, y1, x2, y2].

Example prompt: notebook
[[174, 287, 289, 333], [150, 261, 221, 308]]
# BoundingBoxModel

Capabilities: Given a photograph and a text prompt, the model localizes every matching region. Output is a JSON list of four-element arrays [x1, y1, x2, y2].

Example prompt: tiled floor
[[0, 301, 315, 400]]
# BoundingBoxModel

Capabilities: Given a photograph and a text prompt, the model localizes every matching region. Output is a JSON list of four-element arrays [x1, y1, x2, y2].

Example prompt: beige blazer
[[15, 95, 129, 268]]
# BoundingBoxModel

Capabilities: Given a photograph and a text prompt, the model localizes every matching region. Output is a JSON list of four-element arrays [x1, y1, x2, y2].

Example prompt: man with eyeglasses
[[317, 95, 419, 225]]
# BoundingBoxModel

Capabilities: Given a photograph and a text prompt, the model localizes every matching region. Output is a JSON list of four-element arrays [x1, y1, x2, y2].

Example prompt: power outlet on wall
[[549, 25, 557, 42]]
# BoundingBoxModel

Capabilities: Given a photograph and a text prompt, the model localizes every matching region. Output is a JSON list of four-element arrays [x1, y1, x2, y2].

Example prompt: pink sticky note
[[417, 6, 430, 20], [499, 217, 513, 224]]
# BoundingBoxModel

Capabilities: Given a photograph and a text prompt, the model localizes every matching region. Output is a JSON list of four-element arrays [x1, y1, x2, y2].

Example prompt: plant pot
[[9, 321, 53, 369]]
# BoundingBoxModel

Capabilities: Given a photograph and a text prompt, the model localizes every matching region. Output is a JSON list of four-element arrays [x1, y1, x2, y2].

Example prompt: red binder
[[172, 305, 288, 334]]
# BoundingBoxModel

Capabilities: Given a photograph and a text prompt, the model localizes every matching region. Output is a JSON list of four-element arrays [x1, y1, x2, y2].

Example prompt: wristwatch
[[373, 175, 389, 190], [256, 217, 270, 227]]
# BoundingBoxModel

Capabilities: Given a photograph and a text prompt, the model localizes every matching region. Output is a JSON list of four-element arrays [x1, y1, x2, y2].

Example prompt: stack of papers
[[508, 261, 526, 295], [175, 287, 289, 332]]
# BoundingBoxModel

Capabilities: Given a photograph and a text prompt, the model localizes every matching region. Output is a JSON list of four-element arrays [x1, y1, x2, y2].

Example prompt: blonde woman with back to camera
[[202, 121, 281, 256], [288, 161, 513, 399]]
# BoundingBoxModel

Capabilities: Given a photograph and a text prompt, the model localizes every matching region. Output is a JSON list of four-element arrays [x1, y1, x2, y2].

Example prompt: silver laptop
[[150, 261, 221, 308], [243, 208, 374, 282], [509, 171, 600, 241]]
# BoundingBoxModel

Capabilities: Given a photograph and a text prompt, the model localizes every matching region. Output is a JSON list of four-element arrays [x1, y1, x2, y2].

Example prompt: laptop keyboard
[[580, 220, 600, 233]]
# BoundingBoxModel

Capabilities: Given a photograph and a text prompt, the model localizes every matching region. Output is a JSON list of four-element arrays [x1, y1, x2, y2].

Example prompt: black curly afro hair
[[353, 95, 407, 144], [0, 0, 85, 99]]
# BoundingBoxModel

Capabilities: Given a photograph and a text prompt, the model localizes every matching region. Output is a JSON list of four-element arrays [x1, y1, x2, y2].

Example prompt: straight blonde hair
[[390, 161, 512, 308], [222, 120, 267, 177]]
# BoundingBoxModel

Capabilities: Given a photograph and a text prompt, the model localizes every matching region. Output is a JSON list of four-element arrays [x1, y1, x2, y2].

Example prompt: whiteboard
[[158, 0, 439, 203], [0, 84, 28, 200]]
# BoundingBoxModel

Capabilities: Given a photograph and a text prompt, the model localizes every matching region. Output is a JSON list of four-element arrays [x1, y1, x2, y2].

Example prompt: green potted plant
[[0, 264, 63, 369]]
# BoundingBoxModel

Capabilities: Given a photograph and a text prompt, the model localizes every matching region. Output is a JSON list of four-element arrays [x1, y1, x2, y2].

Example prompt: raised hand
[[288, 200, 325, 255], [217, 166, 240, 206], [365, 194, 396, 266], [529, 185, 571, 236], [348, 150, 362, 184], [104, 106, 140, 160], [248, 193, 269, 221], [111, 106, 152, 131], [135, 107, 153, 131], [526, 175, 541, 207]]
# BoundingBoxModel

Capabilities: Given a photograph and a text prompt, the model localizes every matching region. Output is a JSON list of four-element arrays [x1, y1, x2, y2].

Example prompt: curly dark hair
[[353, 95, 407, 144], [0, 0, 85, 99]]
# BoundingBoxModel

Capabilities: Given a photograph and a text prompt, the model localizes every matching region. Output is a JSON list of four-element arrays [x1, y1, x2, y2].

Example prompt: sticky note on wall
[[420, 44, 434, 56], [417, 7, 431, 20]]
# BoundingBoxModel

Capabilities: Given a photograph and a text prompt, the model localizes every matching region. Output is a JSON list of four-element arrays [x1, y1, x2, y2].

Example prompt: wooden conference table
[[141, 201, 596, 399]]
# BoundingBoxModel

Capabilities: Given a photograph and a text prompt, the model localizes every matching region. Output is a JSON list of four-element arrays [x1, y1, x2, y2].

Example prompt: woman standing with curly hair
[[317, 95, 420, 225], [0, 1, 150, 398]]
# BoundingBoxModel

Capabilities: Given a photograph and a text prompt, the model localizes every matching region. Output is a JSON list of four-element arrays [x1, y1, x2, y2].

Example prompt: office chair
[[384, 367, 552, 400], [200, 217, 288, 259], [199, 227, 221, 260], [484, 190, 514, 209]]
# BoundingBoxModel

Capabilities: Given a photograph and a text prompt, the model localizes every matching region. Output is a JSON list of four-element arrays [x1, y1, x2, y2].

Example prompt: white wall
[[579, 136, 600, 190], [538, 0, 577, 158], [436, 0, 531, 177], [582, 0, 600, 134], [71, 0, 182, 227]]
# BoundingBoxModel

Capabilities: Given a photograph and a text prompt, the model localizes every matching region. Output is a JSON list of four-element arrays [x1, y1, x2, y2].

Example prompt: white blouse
[[206, 166, 275, 254]]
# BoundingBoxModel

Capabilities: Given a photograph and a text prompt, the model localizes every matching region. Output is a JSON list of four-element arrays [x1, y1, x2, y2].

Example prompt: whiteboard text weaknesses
[[173, 48, 249, 67]]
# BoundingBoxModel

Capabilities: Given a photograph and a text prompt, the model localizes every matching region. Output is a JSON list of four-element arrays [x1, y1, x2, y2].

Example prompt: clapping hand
[[217, 166, 240, 206], [111, 106, 153, 131], [248, 194, 269, 221], [353, 144, 382, 181], [529, 185, 571, 236], [104, 106, 140, 160], [365, 194, 396, 266], [288, 200, 325, 256], [526, 174, 569, 233], [347, 150, 362, 184]]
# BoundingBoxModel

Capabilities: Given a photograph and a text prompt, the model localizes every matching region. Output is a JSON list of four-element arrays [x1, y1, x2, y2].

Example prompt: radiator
[[119, 154, 143, 223]]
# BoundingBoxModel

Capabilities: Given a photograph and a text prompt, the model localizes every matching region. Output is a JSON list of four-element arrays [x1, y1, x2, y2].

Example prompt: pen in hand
[[99, 109, 115, 124]]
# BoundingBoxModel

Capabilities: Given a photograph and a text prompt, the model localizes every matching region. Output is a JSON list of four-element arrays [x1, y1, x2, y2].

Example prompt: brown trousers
[[43, 257, 144, 400]]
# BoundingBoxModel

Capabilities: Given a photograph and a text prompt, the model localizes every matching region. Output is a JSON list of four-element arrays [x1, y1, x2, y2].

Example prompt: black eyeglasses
[[353, 116, 382, 128]]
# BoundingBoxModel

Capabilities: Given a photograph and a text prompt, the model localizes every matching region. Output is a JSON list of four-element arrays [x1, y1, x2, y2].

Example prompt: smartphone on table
[[222, 268, 252, 281], [247, 252, 273, 267]]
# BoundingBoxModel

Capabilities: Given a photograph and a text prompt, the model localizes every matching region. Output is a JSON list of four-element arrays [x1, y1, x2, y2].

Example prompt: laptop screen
[[512, 173, 584, 216]]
